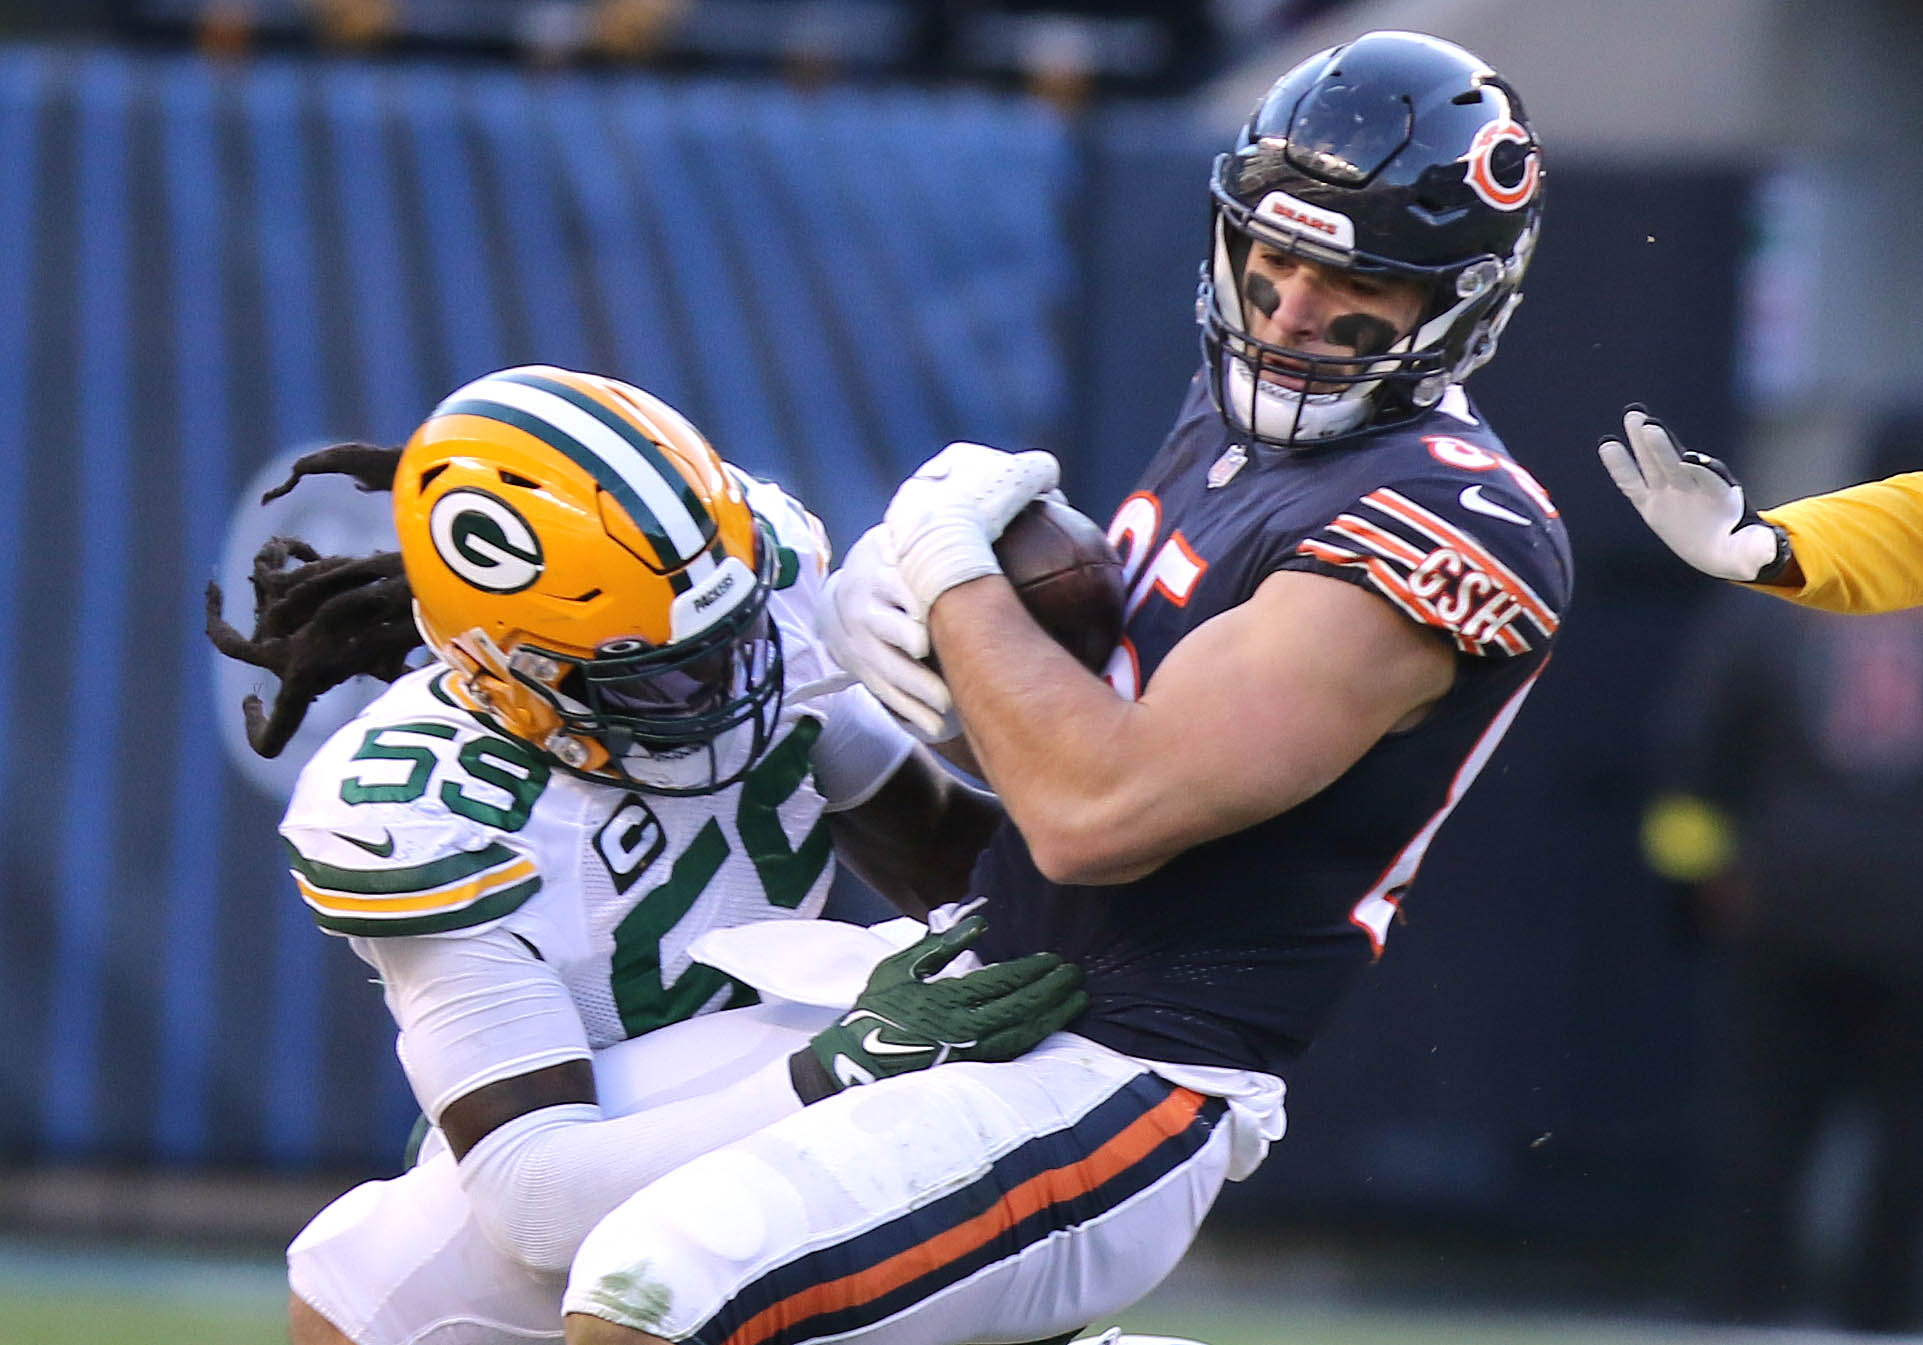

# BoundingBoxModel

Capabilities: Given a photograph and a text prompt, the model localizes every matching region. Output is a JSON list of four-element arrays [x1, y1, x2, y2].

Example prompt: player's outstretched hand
[[1598, 405, 1790, 582], [817, 525, 961, 742], [791, 915, 1086, 1101], [884, 442, 1060, 616]]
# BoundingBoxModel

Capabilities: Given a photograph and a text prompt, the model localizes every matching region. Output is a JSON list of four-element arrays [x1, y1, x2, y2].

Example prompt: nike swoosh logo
[[860, 1027, 935, 1057], [840, 1010, 978, 1058], [335, 829, 396, 859], [838, 1011, 936, 1057], [1459, 484, 1531, 526]]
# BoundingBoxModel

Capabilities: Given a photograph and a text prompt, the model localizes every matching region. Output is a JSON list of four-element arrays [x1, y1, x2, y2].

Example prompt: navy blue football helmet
[[1200, 31, 1544, 446]]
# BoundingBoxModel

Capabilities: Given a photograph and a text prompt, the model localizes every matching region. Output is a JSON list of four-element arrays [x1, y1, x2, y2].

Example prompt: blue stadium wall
[[0, 45, 1074, 1171], [0, 41, 1752, 1245]]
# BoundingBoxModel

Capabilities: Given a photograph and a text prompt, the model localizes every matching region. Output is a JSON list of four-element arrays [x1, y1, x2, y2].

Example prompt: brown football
[[992, 496, 1125, 671]]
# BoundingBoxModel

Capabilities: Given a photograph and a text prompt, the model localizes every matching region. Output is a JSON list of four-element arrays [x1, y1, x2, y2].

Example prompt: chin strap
[[1223, 355, 1373, 444]]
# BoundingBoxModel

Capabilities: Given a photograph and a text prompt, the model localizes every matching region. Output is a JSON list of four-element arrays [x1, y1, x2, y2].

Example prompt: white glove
[[883, 442, 1060, 616], [1598, 406, 1790, 582], [816, 526, 961, 742]]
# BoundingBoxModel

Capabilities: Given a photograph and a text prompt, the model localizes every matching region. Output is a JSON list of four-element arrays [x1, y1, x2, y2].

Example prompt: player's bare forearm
[[825, 746, 1003, 918], [931, 569, 1456, 885], [929, 576, 1151, 883]]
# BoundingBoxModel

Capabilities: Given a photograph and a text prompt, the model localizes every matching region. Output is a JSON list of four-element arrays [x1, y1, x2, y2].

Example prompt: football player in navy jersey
[[563, 31, 1572, 1345]]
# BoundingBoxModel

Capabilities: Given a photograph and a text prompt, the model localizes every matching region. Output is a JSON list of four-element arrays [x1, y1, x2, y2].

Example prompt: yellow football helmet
[[393, 365, 782, 795]]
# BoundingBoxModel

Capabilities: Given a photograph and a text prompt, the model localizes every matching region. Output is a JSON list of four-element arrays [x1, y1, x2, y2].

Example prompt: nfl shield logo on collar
[[1206, 443, 1248, 489]]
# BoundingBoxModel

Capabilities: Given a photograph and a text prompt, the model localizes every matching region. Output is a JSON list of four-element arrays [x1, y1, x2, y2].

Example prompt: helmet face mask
[[510, 533, 786, 796], [1205, 201, 1451, 444], [395, 365, 784, 796], [1199, 31, 1544, 448]]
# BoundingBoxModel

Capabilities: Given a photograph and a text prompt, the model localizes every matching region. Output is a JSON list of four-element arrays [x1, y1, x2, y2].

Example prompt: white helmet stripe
[[439, 375, 711, 571]]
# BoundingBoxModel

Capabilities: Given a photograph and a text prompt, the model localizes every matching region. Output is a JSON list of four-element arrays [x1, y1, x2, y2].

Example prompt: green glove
[[789, 916, 1086, 1103]]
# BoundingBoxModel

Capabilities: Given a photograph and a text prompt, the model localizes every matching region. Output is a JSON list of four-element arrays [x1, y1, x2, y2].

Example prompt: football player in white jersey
[[210, 366, 1084, 1345]]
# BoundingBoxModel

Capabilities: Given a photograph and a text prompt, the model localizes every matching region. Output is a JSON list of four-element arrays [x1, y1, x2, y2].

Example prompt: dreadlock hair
[[205, 442, 422, 759]]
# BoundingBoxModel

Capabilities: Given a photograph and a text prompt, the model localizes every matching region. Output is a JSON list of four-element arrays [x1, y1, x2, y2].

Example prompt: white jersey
[[279, 476, 912, 1051]]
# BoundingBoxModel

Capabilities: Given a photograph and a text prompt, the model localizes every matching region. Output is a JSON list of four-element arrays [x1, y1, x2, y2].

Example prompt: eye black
[[1245, 272, 1281, 318]]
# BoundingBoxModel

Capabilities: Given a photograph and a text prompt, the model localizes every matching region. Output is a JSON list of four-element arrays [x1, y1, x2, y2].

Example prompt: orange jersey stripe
[[1302, 538, 1525, 653], [722, 1088, 1209, 1345], [1362, 488, 1559, 632], [1326, 513, 1427, 567], [1297, 538, 1363, 565], [1300, 539, 1483, 650], [1358, 557, 1453, 633]]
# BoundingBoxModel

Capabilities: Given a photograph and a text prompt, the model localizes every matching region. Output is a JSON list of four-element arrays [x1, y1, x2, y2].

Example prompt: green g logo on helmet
[[429, 488, 544, 593]]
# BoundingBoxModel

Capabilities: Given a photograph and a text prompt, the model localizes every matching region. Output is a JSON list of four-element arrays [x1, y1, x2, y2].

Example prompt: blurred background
[[3, 0, 1923, 1341]]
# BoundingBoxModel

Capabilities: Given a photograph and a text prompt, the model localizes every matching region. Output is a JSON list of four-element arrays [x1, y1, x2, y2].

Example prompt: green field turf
[[0, 1240, 286, 1345], [0, 1291, 286, 1345], [0, 1289, 1852, 1345], [0, 1235, 1871, 1345]]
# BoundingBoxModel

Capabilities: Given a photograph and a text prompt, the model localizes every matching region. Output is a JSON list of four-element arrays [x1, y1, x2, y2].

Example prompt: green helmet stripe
[[433, 372, 716, 580], [434, 395, 688, 572], [496, 369, 713, 527]]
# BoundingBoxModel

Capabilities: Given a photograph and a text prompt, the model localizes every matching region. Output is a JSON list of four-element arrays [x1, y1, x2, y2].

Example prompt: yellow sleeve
[[1753, 471, 1923, 613]]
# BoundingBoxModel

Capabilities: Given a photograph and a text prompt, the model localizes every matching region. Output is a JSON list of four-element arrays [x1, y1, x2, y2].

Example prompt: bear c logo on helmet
[[1462, 116, 1541, 212]]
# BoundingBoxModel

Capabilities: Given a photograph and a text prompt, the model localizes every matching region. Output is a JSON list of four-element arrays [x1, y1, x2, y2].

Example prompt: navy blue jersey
[[972, 374, 1573, 1076]]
